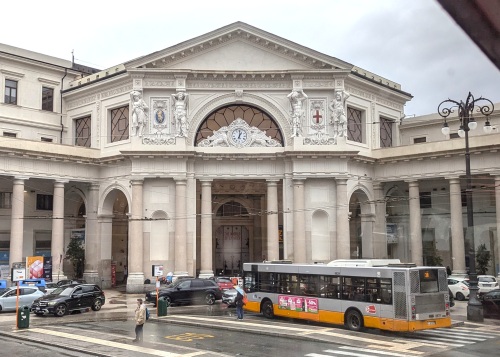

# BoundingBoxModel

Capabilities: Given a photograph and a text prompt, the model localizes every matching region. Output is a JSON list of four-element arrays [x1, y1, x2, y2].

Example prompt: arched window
[[216, 201, 249, 217], [195, 105, 283, 145]]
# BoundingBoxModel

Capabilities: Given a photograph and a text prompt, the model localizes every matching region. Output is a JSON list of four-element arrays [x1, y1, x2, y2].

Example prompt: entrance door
[[215, 226, 249, 276]]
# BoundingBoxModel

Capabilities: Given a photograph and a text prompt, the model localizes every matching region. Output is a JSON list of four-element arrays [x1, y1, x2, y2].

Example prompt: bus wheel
[[345, 309, 363, 332], [262, 300, 274, 319]]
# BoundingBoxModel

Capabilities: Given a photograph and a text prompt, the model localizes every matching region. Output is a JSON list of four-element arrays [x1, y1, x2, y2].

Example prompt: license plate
[[36, 307, 40, 311], [427, 321, 436, 325]]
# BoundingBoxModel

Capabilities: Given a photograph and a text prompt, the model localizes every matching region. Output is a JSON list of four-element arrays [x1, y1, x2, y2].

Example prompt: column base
[[126, 273, 145, 293], [451, 270, 467, 277], [83, 271, 100, 285], [198, 270, 214, 279]]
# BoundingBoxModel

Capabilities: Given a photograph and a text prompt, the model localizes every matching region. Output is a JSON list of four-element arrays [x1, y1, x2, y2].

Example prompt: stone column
[[373, 182, 387, 258], [51, 180, 68, 281], [495, 176, 500, 278], [174, 178, 188, 275], [336, 178, 350, 259], [9, 177, 26, 269], [83, 183, 100, 285], [449, 177, 466, 275], [199, 180, 213, 278], [260, 195, 267, 260], [408, 180, 423, 266], [293, 179, 306, 262], [267, 180, 280, 261], [127, 179, 145, 293]]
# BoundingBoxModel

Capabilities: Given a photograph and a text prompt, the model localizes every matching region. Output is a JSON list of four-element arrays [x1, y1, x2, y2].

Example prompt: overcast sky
[[2, 0, 499, 116]]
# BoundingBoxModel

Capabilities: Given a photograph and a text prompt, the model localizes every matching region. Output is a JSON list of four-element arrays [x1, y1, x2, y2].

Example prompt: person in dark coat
[[234, 290, 245, 320]]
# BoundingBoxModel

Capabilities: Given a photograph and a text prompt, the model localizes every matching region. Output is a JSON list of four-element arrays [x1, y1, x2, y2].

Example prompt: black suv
[[146, 278, 222, 306], [31, 283, 105, 317]]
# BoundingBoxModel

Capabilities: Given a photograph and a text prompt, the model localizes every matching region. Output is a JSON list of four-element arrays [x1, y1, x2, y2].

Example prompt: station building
[[1, 22, 499, 292]]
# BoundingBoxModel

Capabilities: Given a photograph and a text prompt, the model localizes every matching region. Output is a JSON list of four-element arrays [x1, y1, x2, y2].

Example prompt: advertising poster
[[43, 256, 52, 281], [0, 264, 9, 278], [27, 256, 44, 279], [278, 295, 319, 313]]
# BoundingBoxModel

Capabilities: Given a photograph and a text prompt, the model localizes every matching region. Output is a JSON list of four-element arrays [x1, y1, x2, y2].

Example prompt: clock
[[230, 127, 249, 145]]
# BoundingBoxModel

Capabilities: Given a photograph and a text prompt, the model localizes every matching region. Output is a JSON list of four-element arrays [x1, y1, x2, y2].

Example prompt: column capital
[[13, 176, 29, 182], [200, 180, 213, 186]]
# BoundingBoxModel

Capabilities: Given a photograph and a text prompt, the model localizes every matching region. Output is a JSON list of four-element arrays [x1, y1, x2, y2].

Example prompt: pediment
[[126, 22, 352, 72]]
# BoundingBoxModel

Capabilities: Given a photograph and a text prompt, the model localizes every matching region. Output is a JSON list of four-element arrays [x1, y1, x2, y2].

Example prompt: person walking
[[234, 289, 245, 320], [133, 298, 146, 342]]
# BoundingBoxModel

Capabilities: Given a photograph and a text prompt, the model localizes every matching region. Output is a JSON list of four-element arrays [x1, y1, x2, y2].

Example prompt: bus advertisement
[[242, 259, 452, 332]]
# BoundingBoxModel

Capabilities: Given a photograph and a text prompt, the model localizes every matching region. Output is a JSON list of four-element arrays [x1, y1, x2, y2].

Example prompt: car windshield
[[50, 287, 75, 296]]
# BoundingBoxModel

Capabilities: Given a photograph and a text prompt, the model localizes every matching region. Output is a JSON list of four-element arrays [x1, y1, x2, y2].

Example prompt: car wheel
[[163, 296, 172, 306], [262, 300, 274, 319], [54, 304, 67, 317], [456, 292, 465, 301], [205, 293, 216, 305], [345, 309, 364, 332], [91, 299, 102, 311]]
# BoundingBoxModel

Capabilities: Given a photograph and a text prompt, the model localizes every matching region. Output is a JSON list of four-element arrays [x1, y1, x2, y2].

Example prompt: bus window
[[259, 272, 274, 292], [380, 278, 392, 304], [419, 269, 439, 293], [300, 275, 318, 296], [319, 275, 340, 299], [343, 277, 367, 301]]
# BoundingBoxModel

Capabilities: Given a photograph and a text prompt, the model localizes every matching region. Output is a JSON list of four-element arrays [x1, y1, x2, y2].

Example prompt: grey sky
[[3, 0, 499, 116]]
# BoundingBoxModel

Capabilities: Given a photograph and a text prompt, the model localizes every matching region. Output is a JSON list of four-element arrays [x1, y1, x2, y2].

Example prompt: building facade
[[1, 22, 499, 292]]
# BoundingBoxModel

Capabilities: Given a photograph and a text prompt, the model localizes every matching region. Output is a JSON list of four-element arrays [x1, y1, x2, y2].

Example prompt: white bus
[[242, 260, 452, 332]]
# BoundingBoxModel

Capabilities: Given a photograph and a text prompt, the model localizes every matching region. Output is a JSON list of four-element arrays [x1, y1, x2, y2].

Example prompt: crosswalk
[[305, 323, 500, 357]]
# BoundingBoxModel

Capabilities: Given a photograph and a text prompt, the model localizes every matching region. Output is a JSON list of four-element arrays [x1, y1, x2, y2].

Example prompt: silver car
[[0, 286, 44, 312], [222, 288, 238, 307]]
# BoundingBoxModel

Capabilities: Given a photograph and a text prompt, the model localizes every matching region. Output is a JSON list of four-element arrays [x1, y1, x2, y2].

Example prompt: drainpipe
[[60, 68, 68, 144]]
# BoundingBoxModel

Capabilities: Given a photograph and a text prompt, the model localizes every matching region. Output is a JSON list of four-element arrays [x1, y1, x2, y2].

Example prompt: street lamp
[[438, 92, 494, 322]]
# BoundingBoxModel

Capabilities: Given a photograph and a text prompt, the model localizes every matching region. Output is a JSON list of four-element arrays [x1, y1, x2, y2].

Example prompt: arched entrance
[[101, 188, 129, 288], [349, 189, 374, 258]]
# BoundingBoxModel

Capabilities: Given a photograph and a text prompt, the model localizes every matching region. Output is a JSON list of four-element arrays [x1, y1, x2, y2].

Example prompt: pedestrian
[[133, 298, 146, 342], [123, 265, 128, 283], [234, 289, 245, 320]]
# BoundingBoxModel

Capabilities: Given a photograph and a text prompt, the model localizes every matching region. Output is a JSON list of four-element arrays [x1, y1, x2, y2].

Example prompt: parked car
[[477, 275, 499, 294], [44, 282, 59, 295], [19, 278, 47, 292], [0, 286, 44, 312], [31, 283, 105, 317], [479, 289, 500, 318], [447, 277, 470, 301], [56, 279, 87, 287], [212, 276, 234, 291], [147, 278, 222, 306], [222, 288, 238, 307]]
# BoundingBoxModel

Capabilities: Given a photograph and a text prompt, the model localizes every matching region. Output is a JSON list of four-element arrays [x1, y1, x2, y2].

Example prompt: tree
[[476, 243, 491, 275], [425, 243, 443, 267], [66, 238, 85, 278]]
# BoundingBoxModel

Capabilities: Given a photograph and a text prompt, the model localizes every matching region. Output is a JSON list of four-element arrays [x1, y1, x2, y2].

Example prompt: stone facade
[[0, 23, 499, 292]]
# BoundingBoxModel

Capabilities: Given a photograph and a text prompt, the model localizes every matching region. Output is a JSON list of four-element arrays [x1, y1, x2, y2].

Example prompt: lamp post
[[438, 92, 494, 322]]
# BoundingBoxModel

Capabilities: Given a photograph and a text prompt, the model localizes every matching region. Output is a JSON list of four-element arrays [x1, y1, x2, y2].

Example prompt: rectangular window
[[380, 117, 393, 147], [0, 192, 12, 209], [75, 116, 91, 147], [41, 137, 53, 142], [111, 105, 129, 142], [3, 132, 16, 138], [450, 133, 460, 139], [36, 194, 53, 210], [347, 107, 362, 143], [5, 79, 17, 104], [419, 192, 432, 208], [42, 87, 54, 111], [413, 137, 426, 143]]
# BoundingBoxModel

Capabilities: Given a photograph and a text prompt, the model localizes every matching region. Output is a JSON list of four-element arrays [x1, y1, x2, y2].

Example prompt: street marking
[[27, 328, 206, 356], [339, 346, 422, 357], [166, 333, 214, 342]]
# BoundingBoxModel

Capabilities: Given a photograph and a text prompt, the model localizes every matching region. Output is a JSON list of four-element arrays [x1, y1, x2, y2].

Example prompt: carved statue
[[248, 128, 280, 147], [198, 127, 230, 147], [172, 91, 189, 138], [130, 90, 149, 137], [329, 89, 350, 138], [287, 89, 308, 138]]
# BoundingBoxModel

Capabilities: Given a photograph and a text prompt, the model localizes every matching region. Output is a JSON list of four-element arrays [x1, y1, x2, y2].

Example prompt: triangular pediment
[[126, 22, 353, 72]]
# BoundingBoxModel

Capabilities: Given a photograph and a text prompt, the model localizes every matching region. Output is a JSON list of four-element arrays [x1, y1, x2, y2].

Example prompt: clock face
[[231, 128, 248, 144]]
